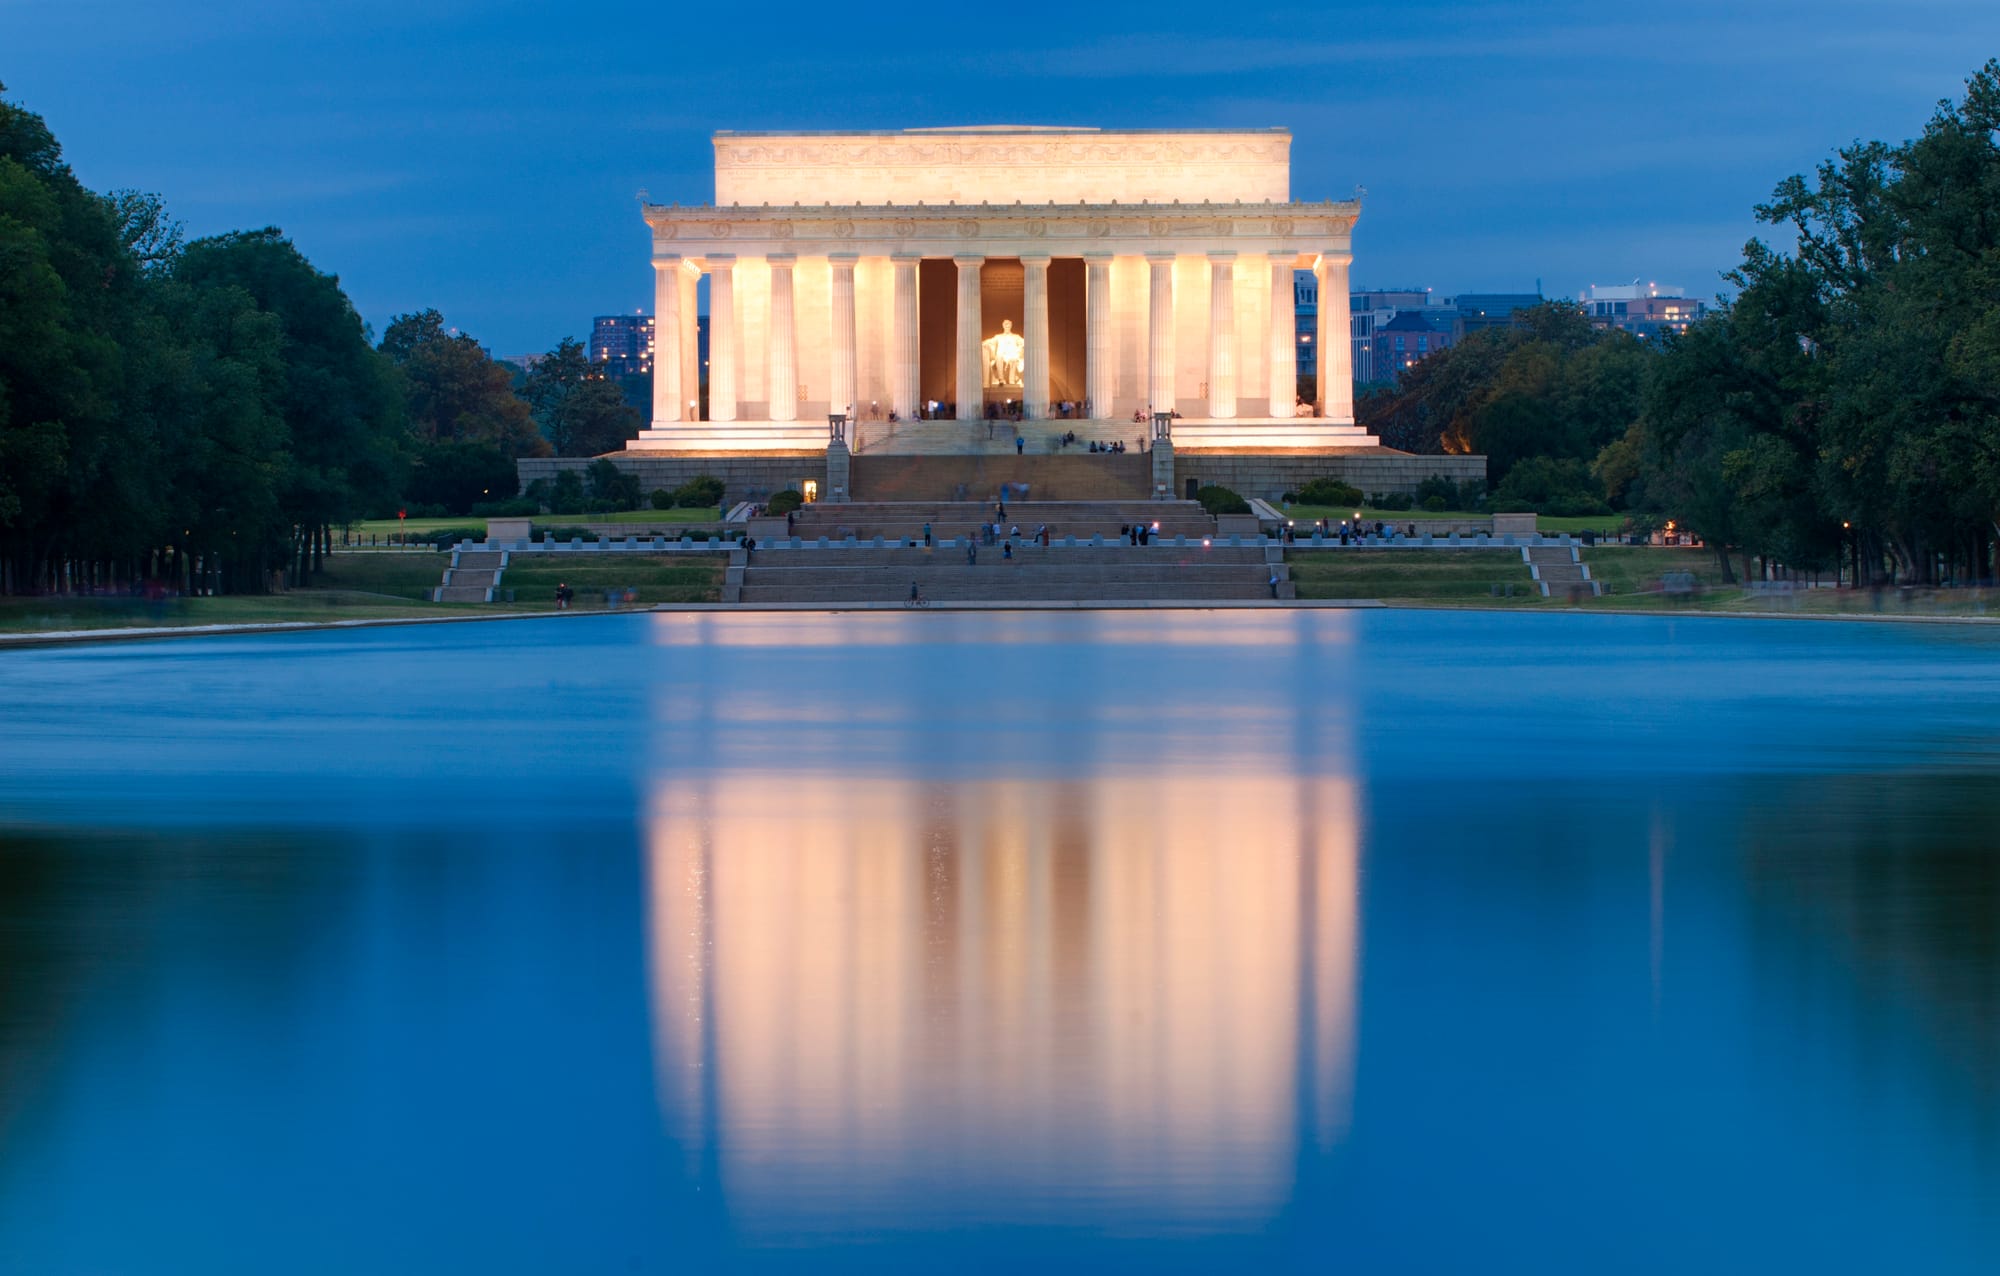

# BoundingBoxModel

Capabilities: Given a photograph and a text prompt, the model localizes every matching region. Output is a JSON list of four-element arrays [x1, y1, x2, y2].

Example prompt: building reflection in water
[[643, 766, 1360, 1234]]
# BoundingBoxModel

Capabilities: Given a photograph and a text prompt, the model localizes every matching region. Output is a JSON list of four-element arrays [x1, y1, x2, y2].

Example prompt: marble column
[[890, 254, 920, 420], [1207, 252, 1237, 419], [766, 253, 797, 422], [652, 258, 682, 423], [1022, 254, 1051, 419], [955, 255, 983, 420], [828, 253, 857, 419], [708, 255, 737, 423], [1084, 253, 1112, 419], [679, 268, 699, 422], [1315, 251, 1354, 422], [1147, 253, 1176, 415], [1269, 255, 1297, 418]]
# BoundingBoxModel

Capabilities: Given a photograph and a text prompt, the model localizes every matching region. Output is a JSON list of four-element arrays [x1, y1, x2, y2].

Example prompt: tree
[[379, 309, 544, 456], [523, 336, 641, 456]]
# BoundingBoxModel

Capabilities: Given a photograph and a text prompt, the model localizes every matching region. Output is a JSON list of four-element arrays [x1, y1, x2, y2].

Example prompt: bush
[[767, 489, 804, 515], [532, 526, 600, 543], [417, 526, 482, 548], [470, 497, 538, 517], [548, 470, 586, 516], [585, 458, 642, 511], [1195, 484, 1251, 515], [1415, 474, 1459, 508], [650, 488, 675, 510], [1372, 491, 1414, 511], [1492, 457, 1610, 516], [1298, 477, 1364, 508], [1456, 479, 1489, 510], [1422, 495, 1448, 513], [673, 474, 726, 508]]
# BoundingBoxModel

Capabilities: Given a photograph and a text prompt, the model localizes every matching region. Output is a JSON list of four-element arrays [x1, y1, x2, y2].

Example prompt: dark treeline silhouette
[[0, 85, 620, 596]]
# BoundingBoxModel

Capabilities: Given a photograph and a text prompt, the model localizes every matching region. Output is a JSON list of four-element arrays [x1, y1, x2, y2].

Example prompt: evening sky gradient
[[6, 0, 1997, 356]]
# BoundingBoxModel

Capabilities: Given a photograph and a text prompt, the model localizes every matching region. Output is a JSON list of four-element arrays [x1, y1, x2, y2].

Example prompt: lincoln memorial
[[632, 126, 1371, 453]]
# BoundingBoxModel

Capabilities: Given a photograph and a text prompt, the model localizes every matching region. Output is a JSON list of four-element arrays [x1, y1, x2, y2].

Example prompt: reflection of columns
[[890, 254, 920, 419], [1084, 253, 1112, 419], [955, 255, 983, 418], [708, 255, 737, 423], [652, 257, 682, 423], [1315, 251, 1353, 422], [1147, 253, 1176, 413], [1022, 254, 1051, 419], [766, 253, 797, 422], [1269, 256, 1296, 417], [828, 253, 857, 419], [1207, 252, 1237, 419], [680, 267, 698, 421]]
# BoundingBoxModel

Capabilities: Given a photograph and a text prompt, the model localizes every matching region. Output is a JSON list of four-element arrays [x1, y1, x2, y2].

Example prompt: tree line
[[0, 85, 640, 596], [1360, 60, 2000, 585]]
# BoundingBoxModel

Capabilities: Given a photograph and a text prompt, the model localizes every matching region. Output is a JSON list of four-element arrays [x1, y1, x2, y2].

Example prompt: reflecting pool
[[1, 611, 1997, 1272]]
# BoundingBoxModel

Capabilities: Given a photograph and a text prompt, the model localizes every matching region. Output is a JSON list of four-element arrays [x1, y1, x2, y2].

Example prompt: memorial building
[[558, 126, 1486, 502]]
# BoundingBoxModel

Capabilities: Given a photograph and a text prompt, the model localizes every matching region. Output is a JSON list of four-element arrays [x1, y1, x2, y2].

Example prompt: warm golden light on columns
[[890, 254, 920, 420], [1022, 254, 1052, 419], [1315, 251, 1353, 423], [766, 253, 798, 422], [1269, 255, 1296, 416], [679, 266, 698, 421], [1207, 252, 1237, 419], [1084, 253, 1112, 419], [652, 257, 682, 423], [828, 253, 857, 417], [707, 254, 738, 423], [1147, 252, 1176, 414], [955, 255, 984, 418]]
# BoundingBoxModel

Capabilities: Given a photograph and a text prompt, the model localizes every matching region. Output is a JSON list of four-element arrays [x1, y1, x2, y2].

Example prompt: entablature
[[642, 200, 1359, 263]]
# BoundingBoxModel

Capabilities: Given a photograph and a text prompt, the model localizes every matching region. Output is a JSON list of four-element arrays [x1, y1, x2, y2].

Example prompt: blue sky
[[6, 0, 1996, 355]]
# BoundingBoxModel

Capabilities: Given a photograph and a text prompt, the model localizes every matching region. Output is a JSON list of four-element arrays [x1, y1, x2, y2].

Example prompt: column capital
[[1018, 252, 1053, 268], [1206, 250, 1238, 263], [700, 253, 736, 268], [952, 252, 986, 266], [652, 254, 683, 271], [890, 250, 923, 263], [1081, 251, 1114, 264], [827, 251, 859, 265], [765, 252, 797, 267], [1146, 250, 1179, 264], [1314, 251, 1353, 270]]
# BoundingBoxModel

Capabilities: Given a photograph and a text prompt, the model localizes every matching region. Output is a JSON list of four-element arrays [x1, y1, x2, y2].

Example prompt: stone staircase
[[432, 550, 507, 603], [1524, 544, 1600, 597], [789, 500, 1214, 541], [739, 542, 1291, 605], [850, 454, 1153, 502], [853, 419, 1150, 456]]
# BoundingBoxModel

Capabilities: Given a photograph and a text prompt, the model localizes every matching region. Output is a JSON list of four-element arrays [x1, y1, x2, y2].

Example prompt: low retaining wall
[[517, 455, 825, 503], [1173, 452, 1486, 501]]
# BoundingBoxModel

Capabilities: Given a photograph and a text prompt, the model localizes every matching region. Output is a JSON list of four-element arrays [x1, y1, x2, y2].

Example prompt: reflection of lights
[[643, 769, 1362, 1235]]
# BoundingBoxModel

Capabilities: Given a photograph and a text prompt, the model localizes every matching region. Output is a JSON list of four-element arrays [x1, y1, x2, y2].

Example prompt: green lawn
[[1288, 549, 1543, 603], [314, 551, 454, 600], [350, 508, 723, 539], [497, 556, 727, 607], [0, 590, 480, 635], [1280, 505, 1637, 536]]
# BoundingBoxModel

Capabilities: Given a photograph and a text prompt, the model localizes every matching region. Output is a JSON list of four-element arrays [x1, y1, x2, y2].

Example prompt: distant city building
[[1350, 288, 1455, 384], [1578, 283, 1707, 340], [1451, 292, 1545, 341], [498, 353, 544, 373], [589, 312, 655, 379]]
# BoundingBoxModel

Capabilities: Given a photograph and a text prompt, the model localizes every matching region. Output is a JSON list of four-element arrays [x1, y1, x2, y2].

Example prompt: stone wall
[[1173, 451, 1486, 501], [517, 455, 826, 503]]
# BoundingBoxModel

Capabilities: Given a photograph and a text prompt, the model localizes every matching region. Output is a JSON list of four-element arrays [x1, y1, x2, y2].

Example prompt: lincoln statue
[[982, 320, 1025, 390]]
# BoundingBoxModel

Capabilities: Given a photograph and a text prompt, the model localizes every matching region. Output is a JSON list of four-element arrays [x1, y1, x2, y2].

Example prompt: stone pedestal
[[1152, 437, 1176, 500], [825, 439, 851, 504]]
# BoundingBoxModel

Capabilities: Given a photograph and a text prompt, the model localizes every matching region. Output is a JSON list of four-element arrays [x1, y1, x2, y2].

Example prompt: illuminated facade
[[632, 127, 1374, 452]]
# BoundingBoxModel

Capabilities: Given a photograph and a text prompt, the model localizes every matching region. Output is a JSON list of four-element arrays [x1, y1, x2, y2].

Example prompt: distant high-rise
[[589, 313, 655, 379], [1450, 292, 1545, 341], [1578, 283, 1707, 340]]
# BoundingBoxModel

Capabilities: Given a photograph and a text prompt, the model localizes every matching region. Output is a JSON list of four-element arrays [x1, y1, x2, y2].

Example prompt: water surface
[[1, 611, 1997, 1272]]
